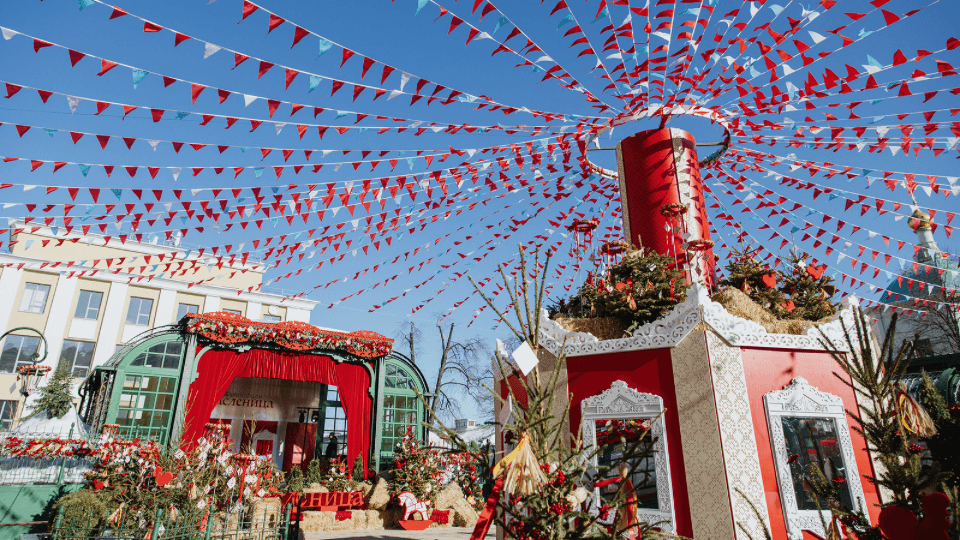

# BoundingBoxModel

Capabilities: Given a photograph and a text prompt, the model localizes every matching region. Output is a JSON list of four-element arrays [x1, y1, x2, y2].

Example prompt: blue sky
[[1, 0, 958, 419]]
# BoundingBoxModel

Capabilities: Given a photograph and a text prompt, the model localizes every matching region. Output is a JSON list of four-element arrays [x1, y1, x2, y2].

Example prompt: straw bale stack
[[551, 316, 627, 340], [711, 287, 830, 335]]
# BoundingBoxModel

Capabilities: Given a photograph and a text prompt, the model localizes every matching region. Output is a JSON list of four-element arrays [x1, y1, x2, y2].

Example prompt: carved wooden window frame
[[581, 380, 675, 534], [763, 377, 869, 540]]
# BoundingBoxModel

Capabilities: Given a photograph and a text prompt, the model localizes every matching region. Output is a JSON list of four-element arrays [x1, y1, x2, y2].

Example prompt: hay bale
[[299, 510, 332, 533], [712, 287, 779, 332], [450, 498, 479, 527], [552, 316, 626, 340], [382, 506, 404, 529], [304, 483, 328, 493], [364, 509, 384, 530], [712, 287, 833, 336], [436, 482, 464, 510], [358, 480, 373, 499], [249, 497, 282, 529], [366, 477, 391, 510]]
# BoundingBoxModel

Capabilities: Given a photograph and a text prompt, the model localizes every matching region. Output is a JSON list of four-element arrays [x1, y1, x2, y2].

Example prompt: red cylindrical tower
[[615, 128, 716, 289]]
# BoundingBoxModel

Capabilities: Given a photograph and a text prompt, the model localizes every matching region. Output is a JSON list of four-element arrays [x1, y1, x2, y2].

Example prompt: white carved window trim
[[763, 377, 869, 540], [581, 380, 675, 534]]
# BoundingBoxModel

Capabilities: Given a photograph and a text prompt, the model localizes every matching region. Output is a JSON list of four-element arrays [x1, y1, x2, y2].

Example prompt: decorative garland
[[2, 436, 94, 459], [595, 419, 651, 446], [184, 312, 393, 358]]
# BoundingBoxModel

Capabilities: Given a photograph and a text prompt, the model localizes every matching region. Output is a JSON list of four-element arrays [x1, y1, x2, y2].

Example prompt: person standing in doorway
[[325, 432, 339, 466]]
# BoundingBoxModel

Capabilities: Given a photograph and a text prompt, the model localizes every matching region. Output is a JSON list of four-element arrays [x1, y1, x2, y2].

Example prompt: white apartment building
[[0, 222, 319, 429]]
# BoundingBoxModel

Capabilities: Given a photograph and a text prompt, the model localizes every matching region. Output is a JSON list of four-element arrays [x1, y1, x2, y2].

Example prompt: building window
[[19, 283, 51, 314], [126, 297, 154, 326], [130, 340, 183, 370], [381, 394, 419, 457], [222, 309, 242, 316], [319, 385, 347, 459], [0, 401, 17, 430], [262, 314, 281, 323], [74, 290, 103, 320], [58, 340, 95, 378], [581, 380, 675, 534], [116, 375, 177, 444], [176, 303, 199, 321], [386, 364, 418, 390], [0, 335, 41, 374], [764, 377, 869, 539]]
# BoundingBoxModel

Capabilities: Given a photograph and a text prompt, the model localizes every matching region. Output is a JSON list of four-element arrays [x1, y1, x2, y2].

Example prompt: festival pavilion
[[78, 311, 430, 473]]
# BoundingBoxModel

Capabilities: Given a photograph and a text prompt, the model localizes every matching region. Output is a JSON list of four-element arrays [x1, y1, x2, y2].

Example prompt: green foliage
[[562, 247, 687, 328], [304, 458, 324, 486], [352, 454, 365, 482], [917, 370, 960, 538], [819, 310, 942, 530], [31, 368, 73, 419], [286, 463, 305, 493], [777, 250, 839, 321], [719, 244, 785, 311], [320, 459, 361, 492], [462, 247, 684, 540], [389, 428, 441, 502], [53, 489, 111, 538]]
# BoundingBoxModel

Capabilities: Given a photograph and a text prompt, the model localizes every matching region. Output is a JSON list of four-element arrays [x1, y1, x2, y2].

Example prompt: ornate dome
[[909, 209, 933, 232]]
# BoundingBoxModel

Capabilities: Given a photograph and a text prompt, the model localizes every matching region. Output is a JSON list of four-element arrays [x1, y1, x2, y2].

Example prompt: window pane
[[0, 401, 18, 430], [159, 378, 177, 393], [222, 309, 242, 316], [20, 283, 51, 314], [781, 417, 854, 511], [126, 297, 154, 325], [594, 419, 659, 510], [176, 303, 199, 321], [262, 314, 281, 323], [1, 336, 23, 374], [74, 290, 103, 320]]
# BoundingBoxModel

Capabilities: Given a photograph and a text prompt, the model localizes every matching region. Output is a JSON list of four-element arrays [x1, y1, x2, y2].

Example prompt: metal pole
[[151, 508, 164, 540], [56, 422, 74, 486]]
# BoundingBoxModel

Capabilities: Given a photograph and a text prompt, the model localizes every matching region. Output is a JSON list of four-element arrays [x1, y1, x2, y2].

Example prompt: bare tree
[[429, 323, 493, 425], [896, 291, 960, 357], [393, 321, 424, 365]]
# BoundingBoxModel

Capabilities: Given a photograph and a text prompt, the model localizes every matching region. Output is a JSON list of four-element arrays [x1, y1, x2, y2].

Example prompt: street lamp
[[0, 327, 49, 397]]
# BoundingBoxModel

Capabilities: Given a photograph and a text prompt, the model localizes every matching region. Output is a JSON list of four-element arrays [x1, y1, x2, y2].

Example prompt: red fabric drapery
[[183, 347, 372, 473]]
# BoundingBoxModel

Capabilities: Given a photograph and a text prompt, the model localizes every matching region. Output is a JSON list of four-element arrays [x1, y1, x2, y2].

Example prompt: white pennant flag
[[203, 42, 221, 58], [1, 27, 18, 40], [243, 94, 258, 107], [147, 140, 161, 150], [171, 168, 181, 181], [274, 122, 286, 135], [66, 95, 82, 113]]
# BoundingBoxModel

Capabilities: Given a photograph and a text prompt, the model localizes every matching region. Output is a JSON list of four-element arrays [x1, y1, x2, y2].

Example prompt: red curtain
[[334, 362, 372, 474], [182, 348, 372, 473]]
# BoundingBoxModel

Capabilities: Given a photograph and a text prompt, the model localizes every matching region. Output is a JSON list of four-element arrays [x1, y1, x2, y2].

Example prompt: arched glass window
[[379, 359, 424, 468]]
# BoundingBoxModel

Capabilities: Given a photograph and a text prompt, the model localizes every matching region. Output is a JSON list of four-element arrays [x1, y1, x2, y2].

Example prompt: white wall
[[92, 282, 128, 367]]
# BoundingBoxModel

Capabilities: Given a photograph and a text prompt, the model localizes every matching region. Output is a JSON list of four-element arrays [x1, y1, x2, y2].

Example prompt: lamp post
[[0, 327, 49, 397]]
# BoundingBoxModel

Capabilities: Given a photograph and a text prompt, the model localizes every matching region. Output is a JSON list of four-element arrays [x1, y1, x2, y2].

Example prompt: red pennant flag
[[143, 21, 163, 33], [30, 160, 43, 171], [70, 132, 83, 144], [151, 109, 165, 122], [97, 60, 119, 76], [4, 84, 21, 99], [122, 105, 136, 118], [381, 65, 395, 85], [97, 135, 110, 149], [250, 120, 262, 132], [352, 85, 364, 101], [190, 84, 205, 104], [257, 61, 274, 78], [341, 48, 355, 68], [125, 167, 138, 178], [240, 0, 258, 21], [331, 80, 344, 96], [284, 68, 299, 89], [234, 53, 250, 68], [68, 49, 85, 66], [37, 90, 52, 103], [15, 125, 31, 137], [361, 57, 375, 79], [174, 32, 191, 46], [33, 39, 53, 53], [267, 14, 285, 34], [218, 89, 231, 103], [291, 26, 309, 48], [108, 6, 127, 19], [162, 76, 177, 87]]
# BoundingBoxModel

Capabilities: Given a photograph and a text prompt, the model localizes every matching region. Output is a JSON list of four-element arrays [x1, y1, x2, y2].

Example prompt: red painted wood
[[740, 348, 882, 538], [565, 347, 692, 537], [616, 128, 715, 289]]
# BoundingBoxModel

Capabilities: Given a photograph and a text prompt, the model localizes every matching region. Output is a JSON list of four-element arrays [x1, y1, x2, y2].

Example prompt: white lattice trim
[[763, 378, 869, 540], [538, 284, 858, 357], [581, 381, 675, 534]]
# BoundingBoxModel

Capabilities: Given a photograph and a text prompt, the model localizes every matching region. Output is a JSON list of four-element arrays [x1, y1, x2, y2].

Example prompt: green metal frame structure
[[79, 327, 431, 471]]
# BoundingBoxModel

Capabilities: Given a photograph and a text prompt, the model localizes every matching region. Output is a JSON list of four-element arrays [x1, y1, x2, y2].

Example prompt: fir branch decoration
[[30, 368, 73, 419]]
